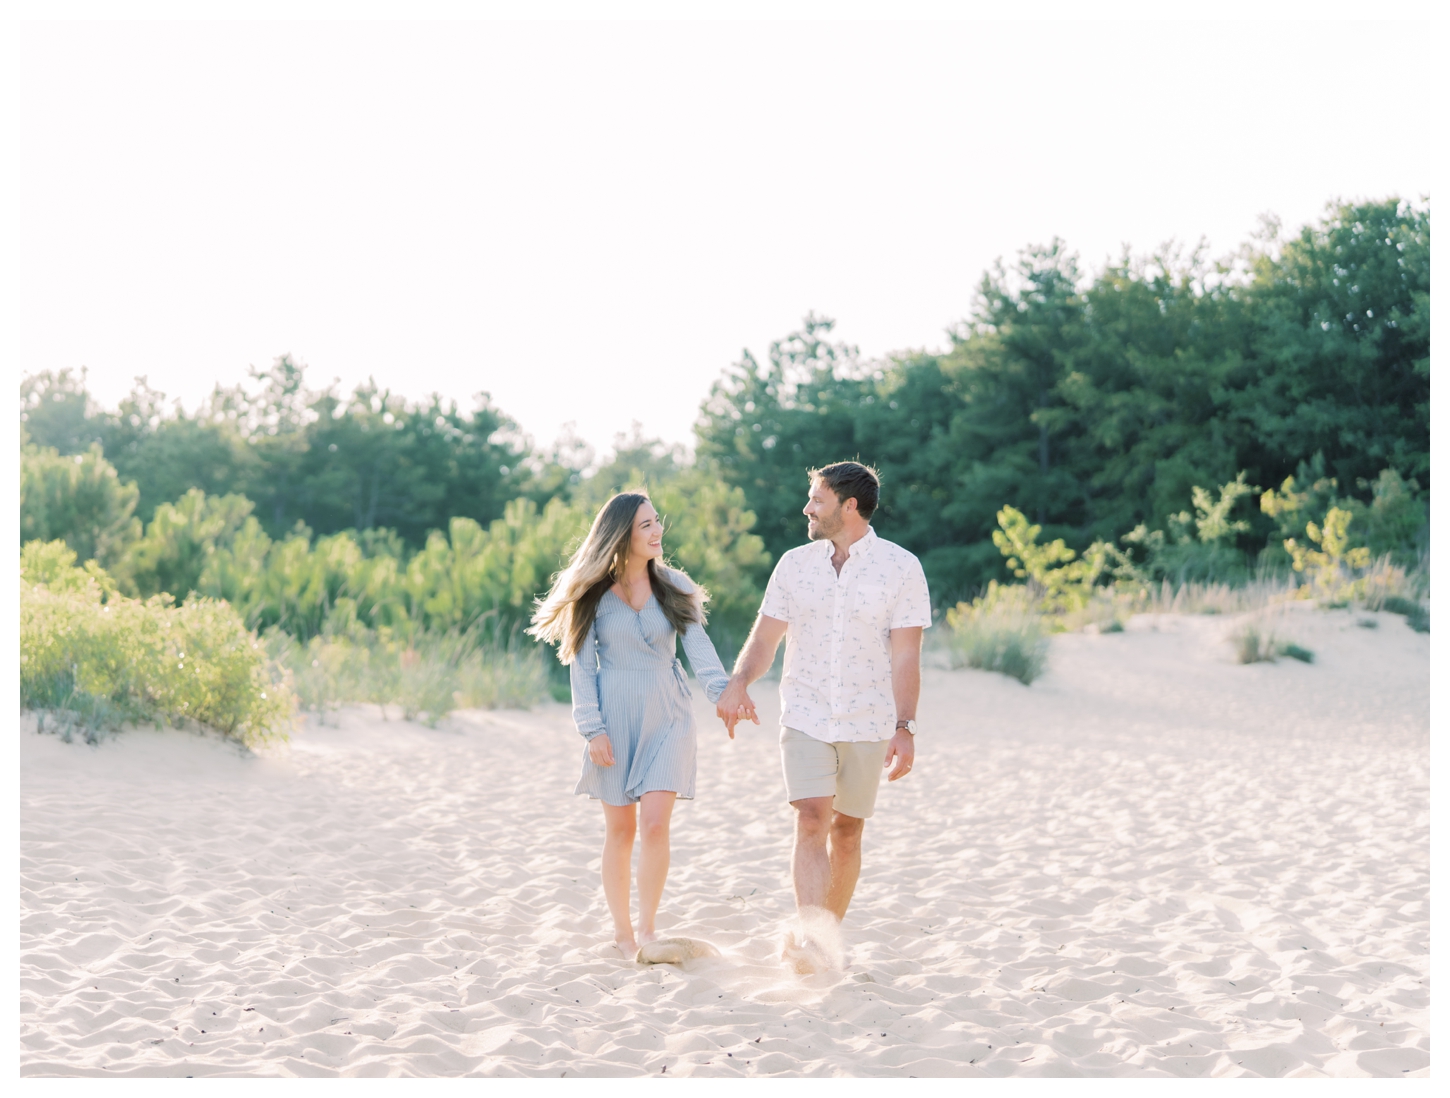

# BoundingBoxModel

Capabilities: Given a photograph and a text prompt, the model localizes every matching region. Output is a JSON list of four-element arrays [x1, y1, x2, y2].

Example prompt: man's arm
[[883, 626, 922, 780], [714, 613, 787, 738]]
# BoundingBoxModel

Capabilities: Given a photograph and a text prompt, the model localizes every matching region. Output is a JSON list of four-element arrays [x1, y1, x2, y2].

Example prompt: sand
[[20, 604, 1429, 1077]]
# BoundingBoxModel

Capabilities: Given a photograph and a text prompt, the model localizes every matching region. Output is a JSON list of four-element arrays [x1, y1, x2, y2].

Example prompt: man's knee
[[792, 797, 834, 840], [830, 812, 864, 852]]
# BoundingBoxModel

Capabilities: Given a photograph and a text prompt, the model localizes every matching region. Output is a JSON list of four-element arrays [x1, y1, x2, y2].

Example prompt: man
[[716, 461, 931, 969]]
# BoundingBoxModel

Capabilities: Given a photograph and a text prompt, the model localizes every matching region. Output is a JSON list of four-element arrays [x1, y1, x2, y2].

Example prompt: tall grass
[[267, 625, 550, 725], [943, 583, 1050, 685]]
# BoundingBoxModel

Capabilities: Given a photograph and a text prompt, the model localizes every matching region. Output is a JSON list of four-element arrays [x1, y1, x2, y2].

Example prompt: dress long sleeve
[[681, 621, 730, 704], [569, 618, 608, 740]]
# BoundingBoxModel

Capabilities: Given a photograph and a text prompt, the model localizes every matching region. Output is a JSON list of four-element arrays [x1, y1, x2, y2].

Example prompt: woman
[[529, 491, 730, 957]]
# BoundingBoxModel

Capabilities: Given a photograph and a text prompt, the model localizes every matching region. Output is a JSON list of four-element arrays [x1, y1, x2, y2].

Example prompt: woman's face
[[629, 501, 664, 563]]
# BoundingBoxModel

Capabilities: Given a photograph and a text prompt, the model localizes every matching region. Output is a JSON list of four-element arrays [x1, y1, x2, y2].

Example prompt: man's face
[[804, 478, 846, 541]]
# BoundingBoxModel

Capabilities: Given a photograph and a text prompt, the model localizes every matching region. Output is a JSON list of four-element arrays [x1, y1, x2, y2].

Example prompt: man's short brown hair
[[809, 461, 881, 521]]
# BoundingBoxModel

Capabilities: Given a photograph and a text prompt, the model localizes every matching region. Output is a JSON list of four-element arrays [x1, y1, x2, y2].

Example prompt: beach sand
[[20, 605, 1429, 1077]]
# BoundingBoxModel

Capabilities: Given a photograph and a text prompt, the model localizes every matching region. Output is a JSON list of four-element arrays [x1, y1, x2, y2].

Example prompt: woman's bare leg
[[635, 790, 677, 943], [600, 802, 637, 953]]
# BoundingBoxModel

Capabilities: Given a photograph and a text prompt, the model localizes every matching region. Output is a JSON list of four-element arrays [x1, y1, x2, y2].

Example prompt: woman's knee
[[606, 822, 636, 845], [638, 814, 670, 845], [602, 806, 636, 843]]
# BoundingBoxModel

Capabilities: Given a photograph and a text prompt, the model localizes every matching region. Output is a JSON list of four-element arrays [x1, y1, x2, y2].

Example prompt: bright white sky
[[10, 12, 1433, 461]]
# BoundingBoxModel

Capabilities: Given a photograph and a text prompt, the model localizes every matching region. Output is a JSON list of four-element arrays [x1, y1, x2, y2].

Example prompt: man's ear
[[842, 496, 859, 515]]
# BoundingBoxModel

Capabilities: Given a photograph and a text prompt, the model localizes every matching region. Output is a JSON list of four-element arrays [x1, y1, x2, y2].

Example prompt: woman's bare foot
[[614, 931, 638, 957], [637, 928, 659, 946]]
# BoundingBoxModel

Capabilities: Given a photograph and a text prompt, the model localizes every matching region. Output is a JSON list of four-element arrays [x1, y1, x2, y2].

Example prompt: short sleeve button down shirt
[[759, 527, 932, 744]]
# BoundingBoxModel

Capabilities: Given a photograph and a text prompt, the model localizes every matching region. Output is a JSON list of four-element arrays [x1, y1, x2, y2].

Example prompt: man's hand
[[715, 676, 759, 739], [587, 735, 616, 767], [883, 728, 915, 781]]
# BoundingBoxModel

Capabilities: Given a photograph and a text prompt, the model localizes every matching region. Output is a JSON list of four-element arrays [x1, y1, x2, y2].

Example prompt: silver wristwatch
[[896, 719, 917, 735]]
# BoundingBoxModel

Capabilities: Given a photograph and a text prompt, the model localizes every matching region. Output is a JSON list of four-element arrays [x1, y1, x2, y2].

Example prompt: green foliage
[[1236, 199, 1430, 488], [991, 505, 1112, 615], [1280, 506, 1377, 606], [943, 582, 1049, 685], [16, 194, 1430, 636], [1120, 472, 1261, 584], [19, 356, 545, 549], [1357, 469, 1428, 562], [20, 545, 294, 745], [20, 443, 140, 569], [694, 198, 1429, 601], [119, 488, 258, 600]]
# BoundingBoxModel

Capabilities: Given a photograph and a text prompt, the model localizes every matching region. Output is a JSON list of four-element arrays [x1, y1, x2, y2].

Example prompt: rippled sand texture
[[20, 606, 1428, 1077]]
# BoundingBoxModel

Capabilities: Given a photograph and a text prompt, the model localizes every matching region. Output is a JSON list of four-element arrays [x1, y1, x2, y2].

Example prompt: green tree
[[20, 443, 141, 568], [1235, 197, 1430, 489], [119, 489, 258, 600]]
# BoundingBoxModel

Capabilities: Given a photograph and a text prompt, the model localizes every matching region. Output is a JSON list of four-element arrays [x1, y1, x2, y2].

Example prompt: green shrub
[[20, 541, 294, 746], [1261, 456, 1428, 568], [992, 506, 1112, 614], [1278, 643, 1315, 663], [944, 582, 1050, 685], [1119, 473, 1259, 585]]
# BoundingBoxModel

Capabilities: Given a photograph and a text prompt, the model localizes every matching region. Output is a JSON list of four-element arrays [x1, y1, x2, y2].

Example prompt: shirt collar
[[820, 527, 877, 559]]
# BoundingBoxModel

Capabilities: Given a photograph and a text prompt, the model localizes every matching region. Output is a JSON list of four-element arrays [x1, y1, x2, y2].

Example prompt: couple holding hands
[[529, 461, 931, 967]]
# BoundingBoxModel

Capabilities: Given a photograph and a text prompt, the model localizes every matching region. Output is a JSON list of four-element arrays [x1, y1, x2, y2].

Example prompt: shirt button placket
[[831, 569, 847, 727]]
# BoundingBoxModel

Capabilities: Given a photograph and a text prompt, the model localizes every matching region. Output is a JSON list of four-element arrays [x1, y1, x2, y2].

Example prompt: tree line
[[20, 195, 1429, 645], [695, 197, 1428, 602]]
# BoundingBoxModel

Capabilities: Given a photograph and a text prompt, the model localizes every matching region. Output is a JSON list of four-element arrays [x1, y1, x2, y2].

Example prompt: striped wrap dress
[[570, 571, 730, 805]]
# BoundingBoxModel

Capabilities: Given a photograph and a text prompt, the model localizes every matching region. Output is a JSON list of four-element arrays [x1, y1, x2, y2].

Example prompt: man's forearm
[[732, 618, 783, 686], [890, 627, 923, 722], [892, 657, 920, 721]]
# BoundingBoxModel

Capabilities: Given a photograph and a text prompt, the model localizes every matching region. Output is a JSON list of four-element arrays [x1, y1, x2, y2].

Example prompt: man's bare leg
[[790, 796, 834, 909], [825, 811, 866, 920], [635, 790, 676, 945], [600, 802, 637, 954]]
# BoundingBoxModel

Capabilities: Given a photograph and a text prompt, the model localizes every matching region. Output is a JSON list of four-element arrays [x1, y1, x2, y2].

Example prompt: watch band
[[896, 719, 917, 734]]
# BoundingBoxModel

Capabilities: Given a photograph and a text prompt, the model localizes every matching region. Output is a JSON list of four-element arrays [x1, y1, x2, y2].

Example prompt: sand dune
[[20, 605, 1428, 1077]]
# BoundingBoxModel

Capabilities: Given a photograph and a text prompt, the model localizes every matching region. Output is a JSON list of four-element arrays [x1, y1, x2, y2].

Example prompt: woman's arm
[[680, 621, 730, 703], [570, 619, 608, 741]]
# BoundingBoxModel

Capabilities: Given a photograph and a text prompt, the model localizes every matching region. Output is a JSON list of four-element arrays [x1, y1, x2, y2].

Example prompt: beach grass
[[268, 626, 550, 725], [943, 584, 1050, 685]]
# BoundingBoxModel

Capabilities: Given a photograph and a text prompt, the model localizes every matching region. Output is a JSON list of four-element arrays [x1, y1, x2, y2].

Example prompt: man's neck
[[829, 523, 871, 574]]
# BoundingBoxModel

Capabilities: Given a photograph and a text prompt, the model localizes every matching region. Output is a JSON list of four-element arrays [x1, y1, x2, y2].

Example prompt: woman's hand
[[588, 734, 616, 767]]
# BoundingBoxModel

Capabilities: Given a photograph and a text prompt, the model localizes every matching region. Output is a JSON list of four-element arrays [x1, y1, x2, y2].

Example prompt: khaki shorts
[[780, 726, 892, 819]]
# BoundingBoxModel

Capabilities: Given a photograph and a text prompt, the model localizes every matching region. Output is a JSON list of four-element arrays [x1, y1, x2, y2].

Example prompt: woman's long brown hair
[[527, 491, 708, 662]]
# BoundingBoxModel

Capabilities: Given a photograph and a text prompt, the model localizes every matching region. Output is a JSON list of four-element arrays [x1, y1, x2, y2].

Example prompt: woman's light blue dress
[[570, 572, 730, 805]]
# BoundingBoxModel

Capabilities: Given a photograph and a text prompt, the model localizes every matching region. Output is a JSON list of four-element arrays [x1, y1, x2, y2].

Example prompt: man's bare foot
[[780, 929, 827, 975]]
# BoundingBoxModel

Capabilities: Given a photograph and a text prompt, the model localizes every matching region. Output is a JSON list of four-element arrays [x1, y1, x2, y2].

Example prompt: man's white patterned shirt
[[759, 527, 932, 744]]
